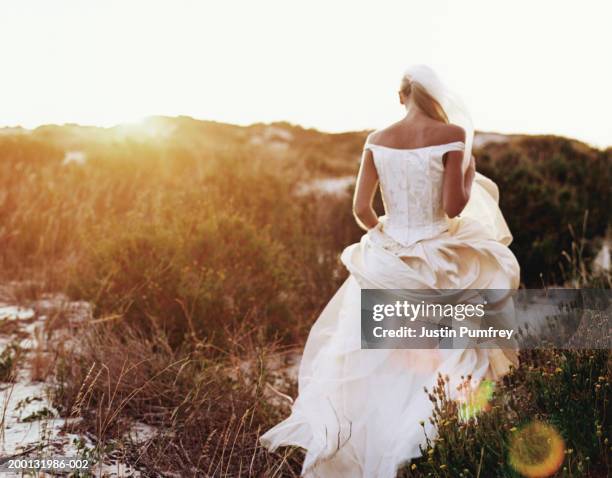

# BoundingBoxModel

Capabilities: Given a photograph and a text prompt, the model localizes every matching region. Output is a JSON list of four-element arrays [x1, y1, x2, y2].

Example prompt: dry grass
[[0, 120, 609, 475], [52, 318, 303, 476], [28, 326, 53, 382]]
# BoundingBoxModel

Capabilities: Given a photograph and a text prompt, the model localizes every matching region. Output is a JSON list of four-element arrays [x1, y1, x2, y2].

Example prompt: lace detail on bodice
[[364, 141, 465, 248]]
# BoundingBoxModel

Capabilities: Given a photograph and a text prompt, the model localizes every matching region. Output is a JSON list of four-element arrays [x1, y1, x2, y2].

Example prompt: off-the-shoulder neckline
[[365, 141, 465, 152]]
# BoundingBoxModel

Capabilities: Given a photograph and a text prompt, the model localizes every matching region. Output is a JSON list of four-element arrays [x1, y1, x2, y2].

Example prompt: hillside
[[0, 116, 610, 476], [0, 116, 610, 287]]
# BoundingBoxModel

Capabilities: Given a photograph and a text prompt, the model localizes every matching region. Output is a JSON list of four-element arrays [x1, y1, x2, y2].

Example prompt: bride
[[260, 65, 520, 477]]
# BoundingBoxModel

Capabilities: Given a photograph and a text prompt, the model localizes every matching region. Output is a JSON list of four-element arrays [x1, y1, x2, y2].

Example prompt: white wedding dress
[[260, 139, 520, 477]]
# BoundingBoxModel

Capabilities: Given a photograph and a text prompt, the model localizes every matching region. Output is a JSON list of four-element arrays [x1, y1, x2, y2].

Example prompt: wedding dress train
[[260, 140, 520, 477]]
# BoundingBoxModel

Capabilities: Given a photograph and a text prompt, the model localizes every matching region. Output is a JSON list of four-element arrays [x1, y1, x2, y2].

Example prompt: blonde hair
[[400, 76, 449, 124]]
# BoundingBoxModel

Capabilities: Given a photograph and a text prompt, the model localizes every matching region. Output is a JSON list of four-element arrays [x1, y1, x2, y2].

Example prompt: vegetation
[[476, 136, 611, 285], [0, 117, 610, 476], [399, 349, 610, 477], [0, 342, 21, 382]]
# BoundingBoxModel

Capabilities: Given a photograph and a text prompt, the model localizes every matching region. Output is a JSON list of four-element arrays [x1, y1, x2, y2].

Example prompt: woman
[[260, 65, 520, 477]]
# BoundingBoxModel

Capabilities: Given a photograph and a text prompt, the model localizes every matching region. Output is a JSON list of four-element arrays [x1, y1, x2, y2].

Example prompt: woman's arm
[[442, 152, 475, 218], [352, 149, 379, 230]]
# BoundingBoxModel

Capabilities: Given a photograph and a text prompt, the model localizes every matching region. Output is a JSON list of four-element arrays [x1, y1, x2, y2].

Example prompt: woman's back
[[364, 119, 466, 247], [367, 118, 465, 151]]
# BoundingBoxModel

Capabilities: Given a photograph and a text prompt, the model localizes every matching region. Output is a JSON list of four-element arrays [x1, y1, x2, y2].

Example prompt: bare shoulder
[[366, 120, 465, 149], [365, 130, 379, 143], [368, 121, 406, 145], [434, 123, 466, 144], [367, 123, 399, 144]]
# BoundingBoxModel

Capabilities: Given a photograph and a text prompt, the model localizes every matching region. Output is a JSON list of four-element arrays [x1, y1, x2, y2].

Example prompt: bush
[[70, 210, 299, 346], [401, 349, 611, 477]]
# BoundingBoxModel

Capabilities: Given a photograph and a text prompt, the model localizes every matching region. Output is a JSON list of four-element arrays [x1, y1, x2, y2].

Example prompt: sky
[[1, 0, 611, 147]]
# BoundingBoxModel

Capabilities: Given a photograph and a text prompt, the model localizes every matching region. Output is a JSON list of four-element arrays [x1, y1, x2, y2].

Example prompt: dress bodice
[[364, 140, 465, 247]]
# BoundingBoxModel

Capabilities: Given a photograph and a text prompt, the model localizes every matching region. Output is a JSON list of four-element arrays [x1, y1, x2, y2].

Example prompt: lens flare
[[458, 379, 495, 420], [508, 421, 565, 478]]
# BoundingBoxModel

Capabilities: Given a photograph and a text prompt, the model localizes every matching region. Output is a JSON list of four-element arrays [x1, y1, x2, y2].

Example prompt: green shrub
[[401, 349, 611, 477]]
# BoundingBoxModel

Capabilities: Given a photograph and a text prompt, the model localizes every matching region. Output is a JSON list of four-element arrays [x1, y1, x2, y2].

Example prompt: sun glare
[[112, 117, 175, 140], [508, 421, 566, 478]]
